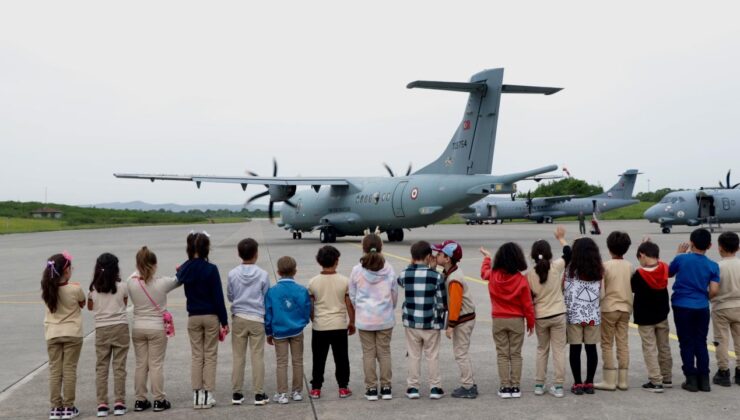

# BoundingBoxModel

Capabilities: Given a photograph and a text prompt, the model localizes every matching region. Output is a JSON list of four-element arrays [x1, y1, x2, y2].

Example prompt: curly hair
[[568, 237, 603, 281], [492, 242, 528, 274]]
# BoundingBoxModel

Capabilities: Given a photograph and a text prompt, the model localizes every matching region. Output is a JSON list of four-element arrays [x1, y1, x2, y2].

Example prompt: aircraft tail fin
[[596, 169, 640, 200], [411, 68, 561, 175]]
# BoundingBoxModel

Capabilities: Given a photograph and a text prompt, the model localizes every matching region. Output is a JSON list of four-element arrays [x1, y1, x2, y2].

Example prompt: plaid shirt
[[397, 263, 447, 330]]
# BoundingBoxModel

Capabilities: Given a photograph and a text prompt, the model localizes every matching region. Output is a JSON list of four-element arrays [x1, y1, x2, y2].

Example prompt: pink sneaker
[[338, 388, 353, 398]]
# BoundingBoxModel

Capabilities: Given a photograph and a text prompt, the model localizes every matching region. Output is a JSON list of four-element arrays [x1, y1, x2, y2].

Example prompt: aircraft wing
[[113, 173, 353, 189], [537, 195, 577, 204], [522, 174, 563, 182]]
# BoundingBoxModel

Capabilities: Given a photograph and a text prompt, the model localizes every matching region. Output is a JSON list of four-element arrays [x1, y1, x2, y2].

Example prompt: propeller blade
[[720, 181, 726, 188], [732, 183, 740, 189], [727, 170, 732, 189], [283, 200, 297, 209], [383, 163, 395, 177], [268, 201, 274, 224], [246, 170, 259, 177], [273, 158, 278, 177], [246, 190, 270, 204], [405, 163, 412, 177]]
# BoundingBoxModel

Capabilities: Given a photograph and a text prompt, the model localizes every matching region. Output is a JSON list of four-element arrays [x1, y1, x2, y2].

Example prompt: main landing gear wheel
[[387, 229, 404, 242], [661, 226, 671, 234], [292, 231, 303, 240], [319, 228, 336, 243]]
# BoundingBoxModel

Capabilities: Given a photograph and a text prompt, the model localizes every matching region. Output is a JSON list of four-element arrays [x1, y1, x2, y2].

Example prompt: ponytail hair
[[136, 246, 158, 282], [41, 253, 70, 313], [360, 233, 385, 272], [193, 233, 210, 260], [90, 253, 121, 293], [531, 240, 553, 284], [186, 232, 197, 259]]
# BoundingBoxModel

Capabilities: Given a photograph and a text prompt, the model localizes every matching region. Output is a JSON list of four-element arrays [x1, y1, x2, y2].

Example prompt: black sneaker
[[713, 369, 731, 387], [380, 386, 392, 400], [498, 387, 512, 399], [405, 387, 420, 399], [113, 403, 126, 416], [510, 386, 521, 398], [152, 400, 170, 412], [254, 393, 269, 406], [736, 368, 740, 386], [642, 381, 664, 393], [61, 407, 80, 419], [134, 400, 151, 412], [365, 388, 379, 401], [430, 387, 445, 399], [232, 392, 245, 405]]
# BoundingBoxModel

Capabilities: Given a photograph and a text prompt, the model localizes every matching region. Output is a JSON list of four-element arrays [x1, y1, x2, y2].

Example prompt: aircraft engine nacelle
[[268, 185, 297, 202]]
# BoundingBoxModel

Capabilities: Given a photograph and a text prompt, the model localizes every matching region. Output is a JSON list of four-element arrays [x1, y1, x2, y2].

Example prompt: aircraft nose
[[643, 205, 658, 221]]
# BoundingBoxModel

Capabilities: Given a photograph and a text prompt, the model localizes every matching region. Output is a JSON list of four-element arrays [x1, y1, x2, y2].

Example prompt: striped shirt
[[397, 264, 447, 330]]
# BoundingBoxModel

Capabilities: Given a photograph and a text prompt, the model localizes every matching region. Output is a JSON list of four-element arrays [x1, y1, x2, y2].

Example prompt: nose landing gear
[[292, 231, 303, 240], [661, 225, 671, 234]]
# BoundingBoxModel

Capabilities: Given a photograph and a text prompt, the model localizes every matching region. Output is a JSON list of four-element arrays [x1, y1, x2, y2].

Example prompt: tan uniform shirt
[[602, 259, 634, 313], [44, 282, 86, 340], [526, 257, 567, 319], [713, 257, 740, 311], [308, 273, 349, 331], [89, 282, 129, 328], [126, 272, 180, 331]]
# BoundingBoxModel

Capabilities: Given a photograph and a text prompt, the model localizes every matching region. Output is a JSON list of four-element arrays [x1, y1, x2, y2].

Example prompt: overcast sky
[[2, 1, 739, 205]]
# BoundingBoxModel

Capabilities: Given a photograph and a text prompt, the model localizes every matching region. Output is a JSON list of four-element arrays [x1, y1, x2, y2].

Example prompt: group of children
[[39, 227, 740, 419]]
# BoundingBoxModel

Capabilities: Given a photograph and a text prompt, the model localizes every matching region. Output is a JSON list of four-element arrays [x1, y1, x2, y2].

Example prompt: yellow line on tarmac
[[371, 245, 737, 357]]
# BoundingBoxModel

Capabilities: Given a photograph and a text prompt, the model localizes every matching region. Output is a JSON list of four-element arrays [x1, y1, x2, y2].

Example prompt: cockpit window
[[678, 197, 686, 203], [660, 196, 673, 203]]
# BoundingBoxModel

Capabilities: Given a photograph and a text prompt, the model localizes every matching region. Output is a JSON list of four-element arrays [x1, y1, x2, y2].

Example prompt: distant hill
[[90, 201, 270, 212]]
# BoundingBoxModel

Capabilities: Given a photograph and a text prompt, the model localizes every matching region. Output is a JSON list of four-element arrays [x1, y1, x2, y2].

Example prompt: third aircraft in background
[[461, 169, 640, 224], [644, 170, 740, 234]]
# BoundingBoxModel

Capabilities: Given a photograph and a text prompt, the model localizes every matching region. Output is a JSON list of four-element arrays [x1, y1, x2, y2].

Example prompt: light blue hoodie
[[227, 264, 270, 321]]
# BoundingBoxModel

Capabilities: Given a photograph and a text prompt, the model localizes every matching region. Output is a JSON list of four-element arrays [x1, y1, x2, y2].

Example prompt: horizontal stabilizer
[[406, 80, 487, 93], [502, 85, 562, 95]]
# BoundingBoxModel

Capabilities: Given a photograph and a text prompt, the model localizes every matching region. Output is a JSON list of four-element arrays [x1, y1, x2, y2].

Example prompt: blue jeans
[[672, 306, 710, 376]]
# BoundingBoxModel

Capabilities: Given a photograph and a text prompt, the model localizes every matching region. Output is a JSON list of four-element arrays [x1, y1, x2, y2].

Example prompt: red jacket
[[481, 257, 535, 328]]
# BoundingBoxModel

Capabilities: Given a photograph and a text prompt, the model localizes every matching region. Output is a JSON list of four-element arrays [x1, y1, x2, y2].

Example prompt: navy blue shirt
[[669, 252, 720, 309], [177, 258, 229, 326]]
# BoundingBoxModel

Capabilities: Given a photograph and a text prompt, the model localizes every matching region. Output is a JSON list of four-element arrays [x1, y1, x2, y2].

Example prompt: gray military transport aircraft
[[644, 170, 740, 234], [115, 68, 561, 243], [461, 169, 640, 224]]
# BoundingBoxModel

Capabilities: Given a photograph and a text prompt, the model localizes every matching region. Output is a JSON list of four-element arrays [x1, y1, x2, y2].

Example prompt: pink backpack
[[137, 278, 175, 337]]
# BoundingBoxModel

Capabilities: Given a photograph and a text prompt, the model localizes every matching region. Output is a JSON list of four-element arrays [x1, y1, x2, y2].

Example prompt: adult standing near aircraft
[[115, 68, 562, 243], [578, 212, 586, 235]]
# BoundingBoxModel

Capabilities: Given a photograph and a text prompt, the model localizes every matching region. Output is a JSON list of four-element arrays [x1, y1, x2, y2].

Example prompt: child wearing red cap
[[433, 240, 477, 399]]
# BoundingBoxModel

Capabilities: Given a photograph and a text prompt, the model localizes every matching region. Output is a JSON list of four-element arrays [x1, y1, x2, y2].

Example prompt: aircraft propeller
[[719, 170, 740, 189], [245, 158, 297, 223], [383, 162, 412, 177]]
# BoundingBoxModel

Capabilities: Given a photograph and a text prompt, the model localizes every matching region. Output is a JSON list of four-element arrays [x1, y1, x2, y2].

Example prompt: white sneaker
[[534, 384, 545, 396], [202, 391, 216, 409], [548, 385, 564, 398], [274, 393, 289, 404], [193, 390, 202, 409], [291, 391, 303, 401]]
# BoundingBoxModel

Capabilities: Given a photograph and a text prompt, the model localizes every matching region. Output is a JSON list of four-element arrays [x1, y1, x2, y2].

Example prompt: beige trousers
[[535, 314, 567, 386], [359, 328, 393, 390], [188, 315, 220, 391], [452, 320, 476, 388], [132, 328, 168, 401], [638, 320, 673, 384], [601, 311, 631, 369], [95, 324, 130, 404], [712, 307, 740, 370], [47, 336, 83, 408], [274, 333, 304, 394], [404, 328, 442, 389], [231, 316, 266, 394], [492, 317, 525, 387]]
